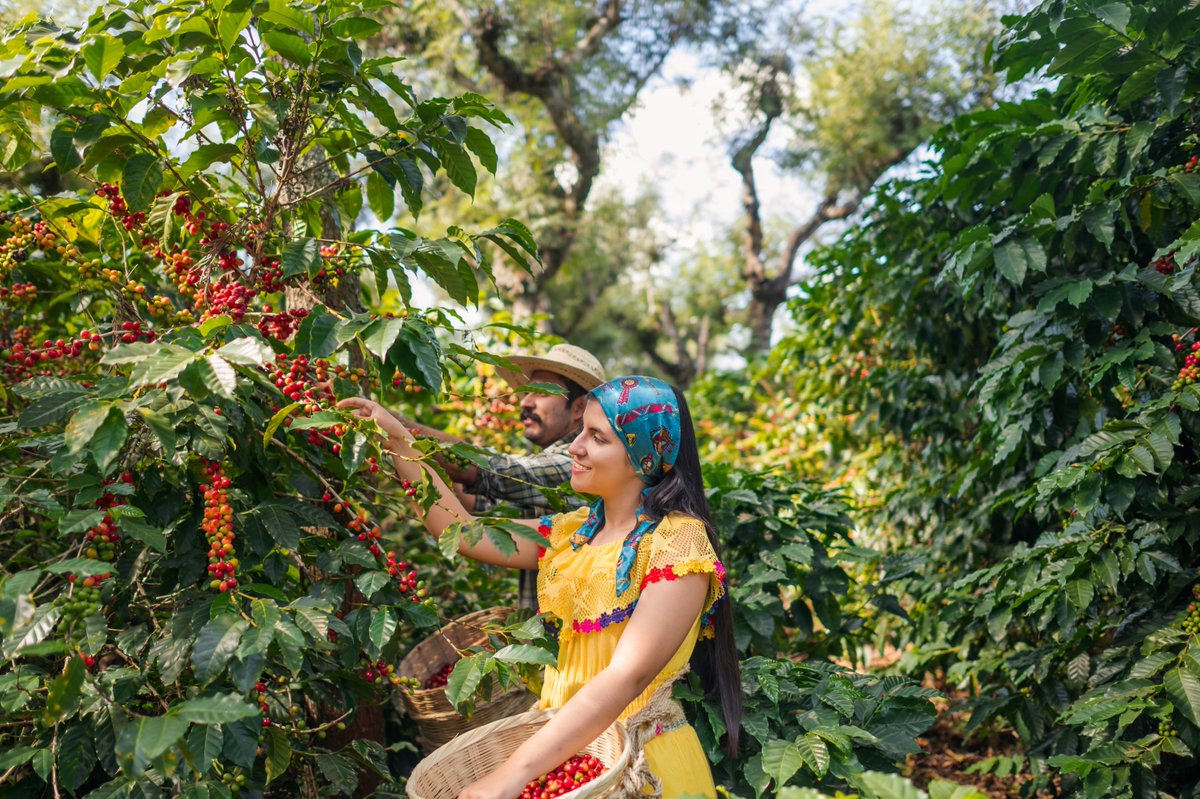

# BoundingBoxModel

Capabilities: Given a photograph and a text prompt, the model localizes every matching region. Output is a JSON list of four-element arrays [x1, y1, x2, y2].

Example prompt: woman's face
[[567, 400, 638, 496]]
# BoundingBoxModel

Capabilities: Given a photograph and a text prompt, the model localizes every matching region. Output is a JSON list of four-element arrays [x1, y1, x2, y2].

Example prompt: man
[[397, 343, 606, 607]]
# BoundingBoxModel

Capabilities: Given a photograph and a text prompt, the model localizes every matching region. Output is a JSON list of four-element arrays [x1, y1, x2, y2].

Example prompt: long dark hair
[[641, 387, 743, 758]]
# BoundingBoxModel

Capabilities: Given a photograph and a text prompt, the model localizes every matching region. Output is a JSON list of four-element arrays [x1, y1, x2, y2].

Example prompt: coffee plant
[[766, 1, 1200, 796], [0, 0, 552, 795]]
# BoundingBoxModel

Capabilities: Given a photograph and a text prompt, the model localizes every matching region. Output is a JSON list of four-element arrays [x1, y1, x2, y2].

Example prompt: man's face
[[518, 370, 584, 448]]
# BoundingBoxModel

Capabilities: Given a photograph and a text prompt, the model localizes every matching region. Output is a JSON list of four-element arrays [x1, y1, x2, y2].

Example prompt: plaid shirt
[[466, 432, 587, 516]]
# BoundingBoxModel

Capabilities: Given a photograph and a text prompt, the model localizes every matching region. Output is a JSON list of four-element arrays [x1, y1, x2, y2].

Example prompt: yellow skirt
[[641, 725, 717, 798]]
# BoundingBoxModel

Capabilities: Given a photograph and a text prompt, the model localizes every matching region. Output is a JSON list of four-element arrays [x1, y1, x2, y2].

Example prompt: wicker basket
[[397, 606, 538, 750], [407, 707, 630, 799]]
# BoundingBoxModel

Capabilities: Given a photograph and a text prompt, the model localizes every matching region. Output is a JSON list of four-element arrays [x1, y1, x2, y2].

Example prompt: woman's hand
[[337, 397, 414, 447], [456, 766, 529, 799]]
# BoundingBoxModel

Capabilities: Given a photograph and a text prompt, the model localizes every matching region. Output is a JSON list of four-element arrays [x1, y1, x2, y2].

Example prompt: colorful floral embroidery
[[537, 515, 553, 559], [640, 558, 727, 634], [571, 599, 638, 634]]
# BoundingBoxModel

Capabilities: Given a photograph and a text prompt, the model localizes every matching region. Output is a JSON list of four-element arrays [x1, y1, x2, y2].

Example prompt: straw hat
[[496, 343, 607, 392]]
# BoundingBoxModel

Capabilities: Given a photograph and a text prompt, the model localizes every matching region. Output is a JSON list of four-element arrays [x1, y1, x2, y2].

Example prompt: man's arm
[[471, 450, 573, 510]]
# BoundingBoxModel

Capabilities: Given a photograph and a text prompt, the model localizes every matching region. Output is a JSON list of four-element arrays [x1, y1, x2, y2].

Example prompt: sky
[[598, 49, 818, 252]]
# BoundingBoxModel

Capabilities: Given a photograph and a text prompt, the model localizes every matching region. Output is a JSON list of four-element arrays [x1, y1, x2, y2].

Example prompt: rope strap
[[610, 667, 691, 799]]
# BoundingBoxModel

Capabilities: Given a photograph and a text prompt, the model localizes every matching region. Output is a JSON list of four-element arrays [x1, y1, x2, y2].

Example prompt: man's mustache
[[521, 410, 542, 425]]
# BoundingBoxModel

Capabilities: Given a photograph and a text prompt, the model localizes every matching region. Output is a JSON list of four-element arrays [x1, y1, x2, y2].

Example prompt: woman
[[340, 376, 741, 798]]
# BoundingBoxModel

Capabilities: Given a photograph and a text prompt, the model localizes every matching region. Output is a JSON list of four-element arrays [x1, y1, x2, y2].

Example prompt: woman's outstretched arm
[[455, 573, 710, 799], [338, 396, 541, 570]]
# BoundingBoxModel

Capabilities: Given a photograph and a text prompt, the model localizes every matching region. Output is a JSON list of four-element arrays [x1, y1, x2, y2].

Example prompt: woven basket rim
[[406, 707, 631, 799], [399, 606, 518, 687]]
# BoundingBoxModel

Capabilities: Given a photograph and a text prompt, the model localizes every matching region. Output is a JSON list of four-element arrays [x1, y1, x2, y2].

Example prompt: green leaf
[[796, 733, 829, 778], [18, 392, 89, 428], [46, 558, 112, 576], [760, 738, 805, 787], [368, 608, 397, 651], [431, 138, 477, 196], [1093, 3, 1130, 34], [116, 713, 189, 775], [128, 344, 198, 387], [444, 654, 487, 712], [262, 0, 313, 33], [264, 726, 291, 784], [90, 409, 128, 471], [1164, 667, 1200, 725], [316, 753, 358, 796], [361, 316, 406, 361], [180, 143, 241, 179], [137, 408, 177, 455], [492, 644, 556, 666], [202, 355, 238, 399], [262, 402, 302, 446], [293, 310, 343, 359], [464, 127, 498, 174], [0, 746, 36, 771], [65, 403, 116, 455], [44, 655, 85, 722], [993, 236, 1044, 285], [330, 17, 382, 39], [100, 342, 160, 365], [219, 7, 253, 50], [82, 36, 125, 83], [859, 771, 928, 799], [187, 723, 225, 770], [51, 119, 82, 173], [281, 238, 320, 279], [174, 695, 259, 724], [217, 337, 272, 366], [192, 614, 249, 684], [262, 29, 312, 65], [121, 154, 163, 213], [366, 171, 394, 222]]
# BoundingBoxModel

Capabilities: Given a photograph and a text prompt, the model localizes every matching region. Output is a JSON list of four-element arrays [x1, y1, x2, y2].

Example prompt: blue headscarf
[[568, 376, 682, 595]]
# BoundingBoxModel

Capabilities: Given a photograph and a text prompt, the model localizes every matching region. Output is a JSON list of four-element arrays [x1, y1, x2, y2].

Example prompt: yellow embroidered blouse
[[535, 507, 727, 797]]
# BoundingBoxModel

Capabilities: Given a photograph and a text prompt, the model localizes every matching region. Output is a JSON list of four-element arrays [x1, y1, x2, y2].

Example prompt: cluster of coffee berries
[[182, 208, 208, 237], [216, 250, 244, 273], [268, 353, 337, 409], [159, 247, 200, 293], [423, 661, 455, 690], [347, 507, 385, 557], [1158, 717, 1177, 738], [54, 573, 111, 638], [117, 321, 156, 344], [385, 551, 424, 598], [196, 277, 255, 322], [400, 479, 418, 499], [218, 768, 249, 793], [1151, 252, 1177, 275], [95, 183, 147, 230], [1173, 332, 1200, 389], [1186, 156, 1199, 173], [199, 219, 231, 249], [201, 461, 238, 592], [0, 281, 36, 303], [257, 306, 308, 341], [1182, 583, 1200, 636], [520, 754, 606, 799], [391, 373, 421, 393], [2, 331, 100, 382], [84, 515, 121, 561], [257, 257, 285, 293], [361, 658, 407, 687]]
